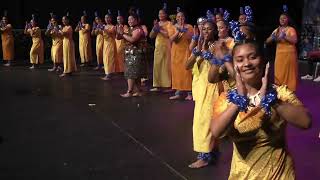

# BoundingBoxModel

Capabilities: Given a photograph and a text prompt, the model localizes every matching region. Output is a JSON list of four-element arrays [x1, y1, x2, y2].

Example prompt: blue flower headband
[[177, 7, 181, 13], [283, 4, 288, 13], [229, 20, 246, 42], [117, 10, 121, 17], [240, 7, 244, 15], [163, 3, 167, 11], [244, 6, 253, 22], [206, 10, 214, 21], [94, 11, 99, 18], [223, 10, 230, 21], [82, 10, 87, 17]]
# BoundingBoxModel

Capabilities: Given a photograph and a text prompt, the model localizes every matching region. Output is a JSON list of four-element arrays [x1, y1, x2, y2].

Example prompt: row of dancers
[[0, 4, 313, 179]]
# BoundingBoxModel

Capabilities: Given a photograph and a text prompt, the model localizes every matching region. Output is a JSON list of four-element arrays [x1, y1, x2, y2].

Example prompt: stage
[[0, 63, 319, 180]]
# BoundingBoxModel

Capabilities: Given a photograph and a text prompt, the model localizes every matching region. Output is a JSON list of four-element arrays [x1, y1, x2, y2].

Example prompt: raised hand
[[234, 65, 247, 96], [193, 25, 199, 36], [259, 62, 270, 98]]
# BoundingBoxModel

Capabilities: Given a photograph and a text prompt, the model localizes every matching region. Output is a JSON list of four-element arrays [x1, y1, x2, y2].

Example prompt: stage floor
[[0, 64, 319, 180]]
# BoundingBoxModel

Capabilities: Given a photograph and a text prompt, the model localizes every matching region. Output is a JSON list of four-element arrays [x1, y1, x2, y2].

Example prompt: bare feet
[[29, 65, 35, 69], [56, 66, 62, 72], [188, 159, 209, 169], [185, 94, 193, 101], [3, 63, 10, 67], [120, 91, 133, 98], [48, 67, 56, 72], [101, 75, 111, 81], [133, 92, 143, 97], [93, 66, 100, 70], [150, 88, 160, 92], [59, 73, 68, 78], [169, 95, 181, 100], [80, 64, 85, 67]]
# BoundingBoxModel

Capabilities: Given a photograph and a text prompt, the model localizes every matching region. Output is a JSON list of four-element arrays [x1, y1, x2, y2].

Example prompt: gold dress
[[102, 25, 117, 75], [49, 28, 63, 64], [213, 85, 302, 180], [27, 27, 44, 64], [192, 57, 233, 152], [168, 24, 193, 91], [1, 24, 14, 61], [95, 31, 104, 66], [273, 26, 298, 92], [62, 26, 77, 73], [152, 21, 172, 88], [78, 24, 92, 63], [115, 25, 128, 73]]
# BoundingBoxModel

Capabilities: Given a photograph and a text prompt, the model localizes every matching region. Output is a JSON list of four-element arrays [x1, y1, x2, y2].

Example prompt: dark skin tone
[[211, 43, 311, 139]]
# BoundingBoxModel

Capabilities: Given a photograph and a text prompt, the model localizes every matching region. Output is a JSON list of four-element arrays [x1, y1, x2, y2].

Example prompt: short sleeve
[[276, 85, 302, 106]]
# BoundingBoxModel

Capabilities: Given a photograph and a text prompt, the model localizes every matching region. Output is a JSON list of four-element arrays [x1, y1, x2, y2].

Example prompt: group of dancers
[[0, 3, 312, 179]]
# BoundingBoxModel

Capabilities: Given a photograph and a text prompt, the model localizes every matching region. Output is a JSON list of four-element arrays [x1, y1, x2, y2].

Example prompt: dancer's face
[[128, 16, 137, 27], [158, 10, 167, 21], [215, 14, 223, 22], [217, 21, 228, 39], [81, 16, 86, 24], [239, 14, 247, 25], [62, 16, 69, 25], [202, 22, 214, 40], [105, 15, 112, 24], [279, 14, 289, 26], [176, 12, 185, 25], [117, 16, 124, 24], [51, 18, 57, 26], [233, 43, 264, 84]]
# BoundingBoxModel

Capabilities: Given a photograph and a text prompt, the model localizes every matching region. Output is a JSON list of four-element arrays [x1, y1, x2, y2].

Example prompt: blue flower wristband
[[227, 89, 249, 112]]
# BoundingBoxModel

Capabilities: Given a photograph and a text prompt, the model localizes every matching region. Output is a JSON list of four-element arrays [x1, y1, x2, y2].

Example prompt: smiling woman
[[211, 40, 311, 180]]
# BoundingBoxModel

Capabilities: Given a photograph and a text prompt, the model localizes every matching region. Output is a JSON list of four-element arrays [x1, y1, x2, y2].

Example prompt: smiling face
[[215, 14, 223, 22], [105, 15, 112, 24], [62, 16, 69, 25], [176, 12, 185, 25], [80, 16, 86, 24], [217, 21, 228, 39], [95, 17, 102, 24], [233, 43, 265, 84], [51, 18, 57, 26], [30, 19, 36, 27], [202, 22, 215, 41], [128, 15, 138, 27], [117, 16, 124, 25], [279, 14, 289, 26], [159, 10, 167, 21], [2, 17, 8, 24], [239, 14, 247, 25]]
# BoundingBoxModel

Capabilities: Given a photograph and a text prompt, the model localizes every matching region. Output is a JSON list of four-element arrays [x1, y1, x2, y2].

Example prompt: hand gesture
[[193, 25, 199, 36], [259, 62, 270, 98], [234, 65, 247, 96]]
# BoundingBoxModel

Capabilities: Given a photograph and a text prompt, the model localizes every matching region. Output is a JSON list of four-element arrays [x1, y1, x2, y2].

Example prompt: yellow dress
[[102, 25, 117, 74], [168, 24, 193, 91], [212, 85, 302, 180], [62, 26, 77, 73], [1, 24, 14, 61], [28, 27, 44, 64], [78, 24, 92, 63], [115, 25, 128, 73], [273, 27, 298, 92], [95, 32, 104, 66], [50, 30, 63, 64], [192, 57, 233, 152], [153, 21, 172, 88]]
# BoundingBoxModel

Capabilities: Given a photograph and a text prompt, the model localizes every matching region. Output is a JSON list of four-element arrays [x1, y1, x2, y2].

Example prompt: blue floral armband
[[192, 35, 199, 41], [227, 89, 249, 112], [260, 89, 278, 116], [210, 56, 224, 66], [179, 27, 188, 33], [271, 33, 277, 41], [192, 47, 201, 56], [222, 54, 232, 63], [153, 26, 160, 33], [202, 51, 214, 60]]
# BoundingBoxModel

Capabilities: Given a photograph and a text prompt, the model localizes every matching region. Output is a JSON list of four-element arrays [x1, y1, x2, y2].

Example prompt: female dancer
[[0, 11, 14, 66]]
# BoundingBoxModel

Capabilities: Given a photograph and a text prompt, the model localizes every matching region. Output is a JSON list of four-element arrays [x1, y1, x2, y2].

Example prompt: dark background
[[1, 0, 303, 31], [0, 0, 304, 61]]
